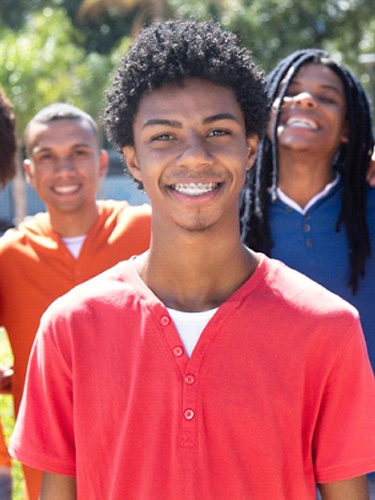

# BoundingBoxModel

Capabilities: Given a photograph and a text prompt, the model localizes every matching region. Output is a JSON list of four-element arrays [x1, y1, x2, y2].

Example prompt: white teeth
[[54, 185, 79, 194], [172, 183, 218, 196], [286, 117, 317, 129]]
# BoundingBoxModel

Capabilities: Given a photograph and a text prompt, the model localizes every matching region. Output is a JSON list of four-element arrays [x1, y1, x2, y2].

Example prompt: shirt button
[[185, 374, 195, 385], [184, 409, 195, 420], [306, 238, 314, 247], [304, 213, 311, 220], [173, 346, 184, 357], [160, 315, 170, 326], [303, 223, 311, 232]]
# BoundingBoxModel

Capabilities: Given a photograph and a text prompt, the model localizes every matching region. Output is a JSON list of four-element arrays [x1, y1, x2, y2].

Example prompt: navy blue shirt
[[269, 180, 375, 370]]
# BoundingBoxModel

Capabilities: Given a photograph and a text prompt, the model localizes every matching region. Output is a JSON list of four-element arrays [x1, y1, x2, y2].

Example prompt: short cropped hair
[[25, 102, 98, 155], [104, 19, 269, 152], [240, 49, 375, 294], [0, 87, 17, 187]]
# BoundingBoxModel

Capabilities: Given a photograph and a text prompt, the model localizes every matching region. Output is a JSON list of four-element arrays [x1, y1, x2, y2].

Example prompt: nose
[[177, 134, 213, 167], [285, 91, 316, 109], [54, 157, 76, 173]]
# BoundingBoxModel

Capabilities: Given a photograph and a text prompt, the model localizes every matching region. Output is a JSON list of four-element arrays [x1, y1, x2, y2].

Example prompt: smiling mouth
[[171, 183, 219, 197], [53, 185, 80, 194], [286, 117, 318, 129]]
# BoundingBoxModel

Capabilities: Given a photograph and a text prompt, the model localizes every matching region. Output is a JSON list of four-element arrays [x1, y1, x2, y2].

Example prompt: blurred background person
[[0, 102, 151, 499], [240, 49, 375, 364]]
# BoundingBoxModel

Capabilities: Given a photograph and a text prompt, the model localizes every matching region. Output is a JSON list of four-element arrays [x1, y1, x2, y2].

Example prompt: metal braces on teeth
[[173, 183, 217, 196]]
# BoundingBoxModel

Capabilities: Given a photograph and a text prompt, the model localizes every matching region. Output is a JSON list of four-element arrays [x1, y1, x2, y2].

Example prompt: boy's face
[[24, 118, 108, 216], [123, 78, 258, 234]]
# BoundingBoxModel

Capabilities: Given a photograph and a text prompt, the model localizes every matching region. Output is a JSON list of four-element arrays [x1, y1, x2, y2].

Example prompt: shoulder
[[366, 185, 375, 210], [97, 199, 151, 219], [95, 200, 151, 233], [42, 260, 136, 320], [0, 213, 50, 252], [239, 256, 364, 363], [255, 255, 359, 323]]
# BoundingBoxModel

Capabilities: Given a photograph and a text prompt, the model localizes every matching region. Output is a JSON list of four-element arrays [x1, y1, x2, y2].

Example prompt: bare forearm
[[40, 472, 77, 500], [318, 475, 369, 500]]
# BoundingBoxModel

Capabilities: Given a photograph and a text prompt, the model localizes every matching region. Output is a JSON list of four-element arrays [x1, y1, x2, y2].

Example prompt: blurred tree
[[1, 0, 374, 66], [0, 0, 49, 30], [194, 0, 374, 74], [77, 0, 168, 25], [75, 0, 175, 47], [0, 7, 113, 135], [65, 0, 137, 53], [0, 0, 135, 54], [0, 6, 117, 221]]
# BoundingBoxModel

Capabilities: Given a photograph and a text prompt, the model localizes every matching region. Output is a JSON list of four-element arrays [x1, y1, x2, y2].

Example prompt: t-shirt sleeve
[[9, 310, 76, 476], [313, 317, 375, 483]]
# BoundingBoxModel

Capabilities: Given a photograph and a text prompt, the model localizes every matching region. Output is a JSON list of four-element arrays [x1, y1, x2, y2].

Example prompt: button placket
[[302, 213, 314, 248], [173, 346, 184, 357], [181, 364, 198, 447], [160, 315, 170, 326], [184, 374, 195, 385], [183, 408, 195, 420], [158, 310, 202, 447]]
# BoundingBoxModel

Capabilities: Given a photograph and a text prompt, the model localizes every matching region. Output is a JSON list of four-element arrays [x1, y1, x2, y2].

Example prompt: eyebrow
[[203, 113, 239, 124], [33, 143, 92, 153], [33, 142, 91, 152], [142, 119, 181, 130], [142, 113, 239, 130]]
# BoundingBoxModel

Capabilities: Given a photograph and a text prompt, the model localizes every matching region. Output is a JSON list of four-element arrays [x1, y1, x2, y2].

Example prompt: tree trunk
[[12, 151, 27, 226]]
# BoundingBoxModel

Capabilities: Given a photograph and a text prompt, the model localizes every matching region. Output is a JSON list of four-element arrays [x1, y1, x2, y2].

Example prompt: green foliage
[[215, 0, 374, 74], [0, 7, 115, 137], [0, 0, 50, 30]]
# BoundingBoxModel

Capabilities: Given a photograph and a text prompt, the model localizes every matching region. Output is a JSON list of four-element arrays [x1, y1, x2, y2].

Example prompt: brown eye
[[208, 129, 228, 137], [151, 133, 174, 141]]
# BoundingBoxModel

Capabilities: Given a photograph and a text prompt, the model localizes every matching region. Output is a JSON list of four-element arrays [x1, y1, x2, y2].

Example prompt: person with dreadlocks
[[9, 22, 375, 499], [240, 48, 375, 367]]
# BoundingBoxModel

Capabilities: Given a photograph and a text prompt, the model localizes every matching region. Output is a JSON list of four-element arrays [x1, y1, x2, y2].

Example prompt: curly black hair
[[104, 19, 269, 154], [0, 87, 17, 188], [240, 49, 375, 294]]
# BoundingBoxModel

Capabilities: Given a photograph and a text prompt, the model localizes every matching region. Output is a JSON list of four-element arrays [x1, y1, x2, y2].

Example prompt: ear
[[122, 146, 142, 183], [23, 160, 35, 186], [245, 135, 259, 171], [98, 150, 109, 179]]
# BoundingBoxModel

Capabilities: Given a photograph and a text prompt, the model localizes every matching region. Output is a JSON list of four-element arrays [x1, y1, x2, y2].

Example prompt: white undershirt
[[62, 235, 86, 259], [167, 307, 218, 357], [275, 173, 340, 215]]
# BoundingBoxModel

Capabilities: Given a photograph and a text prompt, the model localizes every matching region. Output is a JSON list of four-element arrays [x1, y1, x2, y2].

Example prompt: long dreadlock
[[240, 48, 374, 294]]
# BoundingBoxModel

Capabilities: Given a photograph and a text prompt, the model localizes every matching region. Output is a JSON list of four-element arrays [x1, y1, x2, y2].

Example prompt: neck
[[278, 149, 334, 208], [134, 222, 259, 312], [47, 203, 100, 237]]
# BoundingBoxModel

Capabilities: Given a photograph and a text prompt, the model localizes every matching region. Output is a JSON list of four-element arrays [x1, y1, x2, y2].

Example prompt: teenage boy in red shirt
[[10, 20, 375, 499]]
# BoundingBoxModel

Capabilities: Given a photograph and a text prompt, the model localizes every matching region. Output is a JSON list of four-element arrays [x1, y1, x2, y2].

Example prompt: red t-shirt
[[10, 256, 375, 499]]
